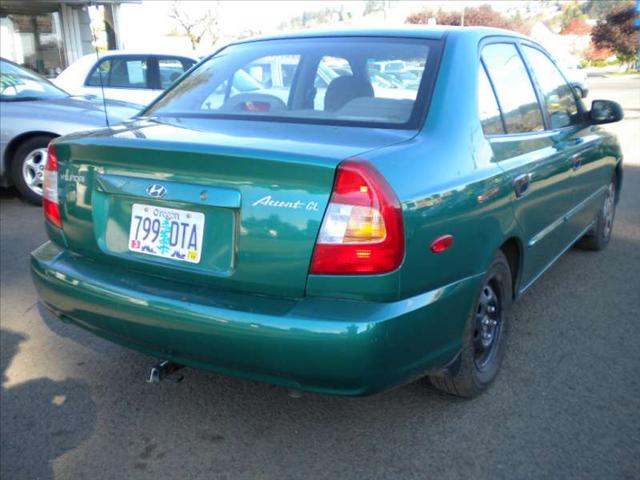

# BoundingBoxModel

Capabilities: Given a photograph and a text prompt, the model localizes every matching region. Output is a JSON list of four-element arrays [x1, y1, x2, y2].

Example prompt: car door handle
[[513, 173, 531, 198], [571, 153, 583, 170], [555, 138, 584, 150]]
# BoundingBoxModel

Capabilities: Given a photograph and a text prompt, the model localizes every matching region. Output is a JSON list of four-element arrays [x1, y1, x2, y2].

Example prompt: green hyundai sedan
[[31, 27, 623, 397]]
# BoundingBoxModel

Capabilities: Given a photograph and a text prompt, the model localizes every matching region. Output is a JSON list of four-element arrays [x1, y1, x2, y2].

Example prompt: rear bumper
[[31, 241, 481, 396]]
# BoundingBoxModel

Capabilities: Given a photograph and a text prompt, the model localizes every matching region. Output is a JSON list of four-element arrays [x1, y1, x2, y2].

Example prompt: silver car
[[0, 58, 139, 204]]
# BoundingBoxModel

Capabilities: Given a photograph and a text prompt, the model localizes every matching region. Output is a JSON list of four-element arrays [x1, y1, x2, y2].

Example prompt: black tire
[[429, 251, 512, 398], [575, 177, 616, 251], [11, 135, 54, 205]]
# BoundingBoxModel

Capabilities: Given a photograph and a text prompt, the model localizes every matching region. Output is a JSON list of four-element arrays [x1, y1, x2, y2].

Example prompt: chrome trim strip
[[527, 185, 606, 248], [519, 220, 596, 295]]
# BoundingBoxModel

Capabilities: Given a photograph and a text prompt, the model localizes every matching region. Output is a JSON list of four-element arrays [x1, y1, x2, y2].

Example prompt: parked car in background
[[32, 27, 623, 398], [382, 70, 421, 89], [54, 52, 197, 107], [369, 60, 407, 73], [1, 58, 139, 204]]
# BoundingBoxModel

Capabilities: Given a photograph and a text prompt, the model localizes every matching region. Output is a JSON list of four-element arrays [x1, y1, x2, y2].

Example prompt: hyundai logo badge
[[146, 184, 167, 198]]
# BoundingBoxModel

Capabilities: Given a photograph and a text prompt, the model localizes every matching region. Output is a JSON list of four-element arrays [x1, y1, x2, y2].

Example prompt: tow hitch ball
[[147, 360, 185, 384]]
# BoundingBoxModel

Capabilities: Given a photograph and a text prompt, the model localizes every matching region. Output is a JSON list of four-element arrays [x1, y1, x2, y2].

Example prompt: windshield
[[0, 60, 68, 101], [145, 37, 439, 128]]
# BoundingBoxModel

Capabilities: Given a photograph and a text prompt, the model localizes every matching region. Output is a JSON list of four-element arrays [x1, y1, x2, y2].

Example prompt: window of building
[[0, 13, 66, 77]]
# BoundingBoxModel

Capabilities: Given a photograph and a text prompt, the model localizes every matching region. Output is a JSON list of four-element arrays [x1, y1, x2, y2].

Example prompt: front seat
[[324, 75, 374, 112]]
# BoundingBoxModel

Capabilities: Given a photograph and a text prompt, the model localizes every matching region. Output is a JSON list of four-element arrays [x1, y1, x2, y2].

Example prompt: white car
[[54, 51, 197, 107]]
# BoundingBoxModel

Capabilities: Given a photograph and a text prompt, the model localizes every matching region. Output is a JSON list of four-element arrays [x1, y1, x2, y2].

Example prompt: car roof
[[79, 51, 197, 62], [230, 26, 527, 45]]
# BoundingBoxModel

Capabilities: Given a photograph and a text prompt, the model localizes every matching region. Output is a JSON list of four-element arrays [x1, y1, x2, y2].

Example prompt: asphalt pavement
[[1, 75, 639, 480]]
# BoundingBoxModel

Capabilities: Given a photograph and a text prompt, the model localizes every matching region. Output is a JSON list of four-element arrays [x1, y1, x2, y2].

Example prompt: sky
[[114, 1, 565, 54]]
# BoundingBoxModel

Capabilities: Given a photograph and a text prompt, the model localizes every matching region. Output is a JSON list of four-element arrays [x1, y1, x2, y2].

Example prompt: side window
[[366, 58, 423, 101], [158, 57, 193, 89], [315, 56, 351, 88], [281, 63, 298, 88], [86, 59, 111, 86], [201, 55, 301, 111], [478, 64, 504, 135], [110, 58, 147, 88], [522, 46, 580, 129], [482, 44, 544, 134], [87, 57, 148, 88], [244, 55, 301, 89], [314, 56, 351, 109]]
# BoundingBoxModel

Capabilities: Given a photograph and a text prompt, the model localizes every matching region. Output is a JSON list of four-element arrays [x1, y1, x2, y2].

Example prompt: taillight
[[43, 142, 62, 228], [310, 160, 404, 275]]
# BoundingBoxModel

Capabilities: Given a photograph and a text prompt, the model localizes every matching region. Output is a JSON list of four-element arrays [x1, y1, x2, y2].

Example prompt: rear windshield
[[144, 37, 440, 129]]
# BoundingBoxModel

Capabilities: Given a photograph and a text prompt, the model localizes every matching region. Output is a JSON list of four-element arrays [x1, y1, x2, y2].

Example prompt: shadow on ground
[[0, 329, 96, 480]]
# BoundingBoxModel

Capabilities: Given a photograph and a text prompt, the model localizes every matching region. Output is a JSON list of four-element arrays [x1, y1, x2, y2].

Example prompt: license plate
[[128, 203, 205, 264]]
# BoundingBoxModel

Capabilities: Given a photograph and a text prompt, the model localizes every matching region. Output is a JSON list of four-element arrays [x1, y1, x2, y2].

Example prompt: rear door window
[[481, 43, 544, 134], [522, 46, 581, 129]]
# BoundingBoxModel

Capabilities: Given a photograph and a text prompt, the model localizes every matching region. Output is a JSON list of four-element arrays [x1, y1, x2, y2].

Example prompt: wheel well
[[500, 237, 522, 298], [4, 131, 58, 182]]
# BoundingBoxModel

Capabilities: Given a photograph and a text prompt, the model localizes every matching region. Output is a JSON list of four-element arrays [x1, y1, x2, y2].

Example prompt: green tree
[[558, 1, 587, 31], [581, 0, 632, 20], [591, 3, 639, 69]]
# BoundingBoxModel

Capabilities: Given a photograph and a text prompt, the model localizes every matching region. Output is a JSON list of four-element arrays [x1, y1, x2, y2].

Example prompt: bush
[[591, 3, 639, 69], [406, 4, 530, 34]]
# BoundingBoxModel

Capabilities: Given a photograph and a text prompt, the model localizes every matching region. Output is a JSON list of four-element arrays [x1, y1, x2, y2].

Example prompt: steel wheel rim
[[21, 147, 48, 196], [473, 281, 502, 371], [602, 182, 615, 239]]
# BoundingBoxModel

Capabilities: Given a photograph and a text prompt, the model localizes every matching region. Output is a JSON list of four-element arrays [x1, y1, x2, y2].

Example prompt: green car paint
[[31, 27, 623, 395]]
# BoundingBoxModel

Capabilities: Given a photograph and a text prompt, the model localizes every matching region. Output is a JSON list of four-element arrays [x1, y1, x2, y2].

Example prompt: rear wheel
[[429, 251, 512, 398], [575, 178, 616, 251], [11, 135, 54, 205]]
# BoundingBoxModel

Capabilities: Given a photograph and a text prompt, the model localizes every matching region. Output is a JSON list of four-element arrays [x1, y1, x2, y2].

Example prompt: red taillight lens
[[43, 142, 62, 228], [310, 160, 404, 275], [430, 234, 454, 253]]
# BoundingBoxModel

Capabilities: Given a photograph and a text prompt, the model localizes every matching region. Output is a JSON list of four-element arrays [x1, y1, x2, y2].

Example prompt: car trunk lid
[[55, 118, 413, 297]]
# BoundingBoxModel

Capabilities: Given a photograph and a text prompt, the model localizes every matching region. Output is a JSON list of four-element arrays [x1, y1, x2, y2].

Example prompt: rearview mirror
[[589, 100, 624, 125]]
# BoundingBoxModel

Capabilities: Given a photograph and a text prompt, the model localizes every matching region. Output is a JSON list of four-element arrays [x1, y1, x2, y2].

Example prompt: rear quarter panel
[[371, 32, 523, 299]]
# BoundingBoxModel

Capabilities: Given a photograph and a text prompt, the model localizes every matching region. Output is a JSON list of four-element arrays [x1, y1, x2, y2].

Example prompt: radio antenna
[[91, 7, 110, 128]]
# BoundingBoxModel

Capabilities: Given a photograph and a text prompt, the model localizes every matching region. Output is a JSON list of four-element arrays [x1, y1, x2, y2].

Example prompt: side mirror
[[589, 100, 624, 125]]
